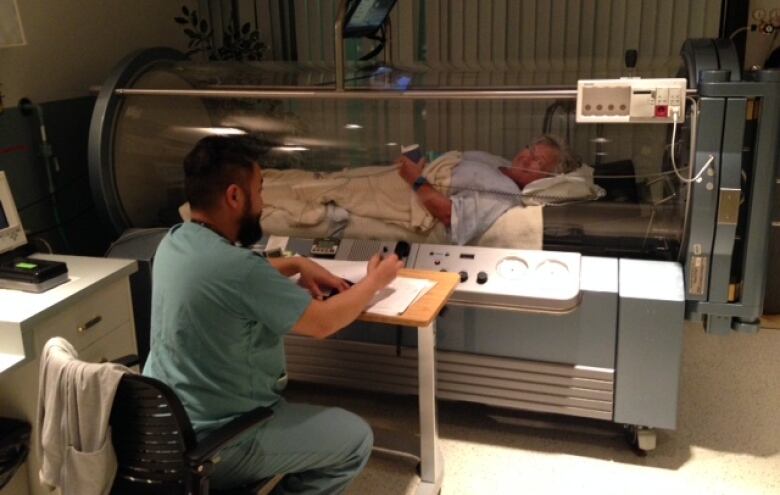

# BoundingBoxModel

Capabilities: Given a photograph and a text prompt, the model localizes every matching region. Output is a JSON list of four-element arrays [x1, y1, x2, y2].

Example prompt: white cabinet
[[0, 255, 138, 495]]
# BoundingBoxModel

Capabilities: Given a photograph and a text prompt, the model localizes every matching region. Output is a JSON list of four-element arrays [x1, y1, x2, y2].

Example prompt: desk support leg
[[417, 322, 443, 494]]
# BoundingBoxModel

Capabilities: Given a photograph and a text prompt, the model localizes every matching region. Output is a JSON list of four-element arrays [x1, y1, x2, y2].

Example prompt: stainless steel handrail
[[114, 87, 699, 100]]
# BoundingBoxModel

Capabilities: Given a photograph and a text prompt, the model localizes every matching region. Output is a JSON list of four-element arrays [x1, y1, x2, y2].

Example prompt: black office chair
[[109, 369, 274, 495]]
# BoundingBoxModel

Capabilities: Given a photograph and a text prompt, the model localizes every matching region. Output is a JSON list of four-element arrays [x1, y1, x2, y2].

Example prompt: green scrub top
[[143, 222, 311, 434]]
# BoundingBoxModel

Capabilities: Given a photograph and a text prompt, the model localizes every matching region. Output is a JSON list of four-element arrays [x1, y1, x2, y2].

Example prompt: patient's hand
[[397, 155, 426, 186]]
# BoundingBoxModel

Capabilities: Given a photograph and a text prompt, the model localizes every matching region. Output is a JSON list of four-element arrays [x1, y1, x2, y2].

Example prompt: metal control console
[[410, 244, 582, 312]]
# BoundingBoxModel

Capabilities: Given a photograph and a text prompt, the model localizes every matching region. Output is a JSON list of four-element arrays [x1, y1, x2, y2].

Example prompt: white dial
[[535, 260, 569, 278], [496, 257, 528, 280]]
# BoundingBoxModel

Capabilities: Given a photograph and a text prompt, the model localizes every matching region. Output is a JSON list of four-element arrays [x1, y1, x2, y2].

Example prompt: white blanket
[[261, 152, 462, 233]]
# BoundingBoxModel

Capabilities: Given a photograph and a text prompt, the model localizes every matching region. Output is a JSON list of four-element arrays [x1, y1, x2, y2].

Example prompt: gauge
[[535, 259, 569, 278], [496, 256, 528, 280]]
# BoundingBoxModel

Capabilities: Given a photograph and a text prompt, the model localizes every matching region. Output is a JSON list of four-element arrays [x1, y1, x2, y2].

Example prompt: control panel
[[411, 244, 581, 312], [576, 78, 686, 124], [264, 235, 412, 263], [265, 236, 582, 312], [310, 238, 340, 257]]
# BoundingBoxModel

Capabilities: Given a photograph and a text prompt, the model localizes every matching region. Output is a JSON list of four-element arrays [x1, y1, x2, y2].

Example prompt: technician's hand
[[397, 156, 426, 186], [365, 253, 403, 290], [297, 258, 351, 299]]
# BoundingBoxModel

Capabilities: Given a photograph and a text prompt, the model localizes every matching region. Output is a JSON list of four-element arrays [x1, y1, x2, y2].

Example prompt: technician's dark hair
[[183, 135, 273, 211]]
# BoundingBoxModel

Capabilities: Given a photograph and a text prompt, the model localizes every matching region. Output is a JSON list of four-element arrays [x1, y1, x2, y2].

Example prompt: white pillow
[[522, 165, 606, 206]]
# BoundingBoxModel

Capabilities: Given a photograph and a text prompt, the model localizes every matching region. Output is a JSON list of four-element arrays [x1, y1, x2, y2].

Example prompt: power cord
[[670, 109, 715, 183]]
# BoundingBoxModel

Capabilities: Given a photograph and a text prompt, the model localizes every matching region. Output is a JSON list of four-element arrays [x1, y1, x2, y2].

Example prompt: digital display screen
[[344, 0, 397, 37], [0, 200, 8, 230]]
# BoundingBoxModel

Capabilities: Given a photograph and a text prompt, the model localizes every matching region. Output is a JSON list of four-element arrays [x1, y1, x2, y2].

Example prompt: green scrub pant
[[210, 400, 374, 494]]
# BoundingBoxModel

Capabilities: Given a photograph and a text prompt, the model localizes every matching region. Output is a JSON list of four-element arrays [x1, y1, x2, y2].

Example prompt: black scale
[[0, 256, 69, 293]]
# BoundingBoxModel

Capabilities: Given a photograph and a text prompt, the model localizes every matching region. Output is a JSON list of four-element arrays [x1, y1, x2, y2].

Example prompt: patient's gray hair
[[532, 134, 580, 174]]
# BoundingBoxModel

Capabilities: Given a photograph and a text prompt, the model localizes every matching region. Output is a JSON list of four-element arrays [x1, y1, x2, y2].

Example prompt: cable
[[29, 236, 54, 254], [19, 98, 71, 252], [669, 109, 715, 183], [729, 26, 748, 40]]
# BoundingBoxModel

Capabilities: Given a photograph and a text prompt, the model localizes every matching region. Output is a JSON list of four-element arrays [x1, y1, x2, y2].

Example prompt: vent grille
[[285, 335, 614, 421]]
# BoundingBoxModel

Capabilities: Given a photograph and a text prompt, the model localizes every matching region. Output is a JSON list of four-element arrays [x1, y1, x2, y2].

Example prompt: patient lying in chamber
[[260, 134, 604, 246]]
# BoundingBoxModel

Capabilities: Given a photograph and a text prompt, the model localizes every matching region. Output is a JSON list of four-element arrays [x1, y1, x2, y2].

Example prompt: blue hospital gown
[[448, 151, 523, 245]]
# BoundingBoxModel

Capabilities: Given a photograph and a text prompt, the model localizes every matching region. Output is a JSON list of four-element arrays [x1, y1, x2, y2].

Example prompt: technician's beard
[[237, 206, 263, 247]]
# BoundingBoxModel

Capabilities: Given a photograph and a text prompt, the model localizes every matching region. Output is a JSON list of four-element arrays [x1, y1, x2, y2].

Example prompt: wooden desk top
[[358, 269, 460, 328]]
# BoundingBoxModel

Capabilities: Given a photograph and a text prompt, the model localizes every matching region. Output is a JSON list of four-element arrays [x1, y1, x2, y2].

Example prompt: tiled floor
[[285, 324, 780, 495]]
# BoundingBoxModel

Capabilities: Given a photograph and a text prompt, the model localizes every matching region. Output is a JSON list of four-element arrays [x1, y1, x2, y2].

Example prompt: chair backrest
[[110, 374, 198, 493]]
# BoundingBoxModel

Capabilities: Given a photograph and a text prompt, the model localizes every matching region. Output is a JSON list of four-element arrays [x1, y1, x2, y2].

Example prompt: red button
[[655, 105, 668, 117]]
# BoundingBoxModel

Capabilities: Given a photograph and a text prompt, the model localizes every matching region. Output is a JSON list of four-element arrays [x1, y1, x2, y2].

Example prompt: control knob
[[459, 271, 468, 283], [476, 271, 488, 284]]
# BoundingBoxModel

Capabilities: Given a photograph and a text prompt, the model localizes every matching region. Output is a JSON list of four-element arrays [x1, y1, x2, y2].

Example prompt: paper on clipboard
[[366, 277, 436, 316]]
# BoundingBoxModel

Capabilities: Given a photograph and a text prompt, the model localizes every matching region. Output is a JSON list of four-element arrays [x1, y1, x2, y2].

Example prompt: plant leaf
[[242, 22, 251, 35], [182, 5, 189, 16], [192, 11, 198, 25], [184, 28, 197, 37], [200, 19, 208, 33], [174, 16, 188, 24]]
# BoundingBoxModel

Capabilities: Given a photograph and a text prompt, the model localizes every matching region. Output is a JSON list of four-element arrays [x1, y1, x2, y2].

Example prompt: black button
[[440, 268, 447, 272], [394, 241, 411, 258], [477, 271, 488, 284], [434, 260, 441, 265], [459, 271, 468, 282]]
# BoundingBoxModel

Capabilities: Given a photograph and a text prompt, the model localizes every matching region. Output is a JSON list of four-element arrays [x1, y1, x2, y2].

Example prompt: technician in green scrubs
[[144, 135, 403, 494]]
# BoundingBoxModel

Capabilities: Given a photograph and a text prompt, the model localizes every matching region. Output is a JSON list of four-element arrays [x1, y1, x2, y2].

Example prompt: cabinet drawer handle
[[78, 316, 103, 333]]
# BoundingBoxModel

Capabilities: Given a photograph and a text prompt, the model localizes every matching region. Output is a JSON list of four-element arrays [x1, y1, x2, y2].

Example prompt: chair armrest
[[111, 354, 140, 367], [187, 406, 274, 466]]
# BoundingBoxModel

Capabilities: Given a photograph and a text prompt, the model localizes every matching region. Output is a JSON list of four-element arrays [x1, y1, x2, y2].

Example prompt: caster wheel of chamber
[[625, 425, 656, 455]]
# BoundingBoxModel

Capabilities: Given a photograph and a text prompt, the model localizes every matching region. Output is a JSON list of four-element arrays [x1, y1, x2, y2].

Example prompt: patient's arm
[[398, 156, 453, 227], [415, 184, 452, 227]]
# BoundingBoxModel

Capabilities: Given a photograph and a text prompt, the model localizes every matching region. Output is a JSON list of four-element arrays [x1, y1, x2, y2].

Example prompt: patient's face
[[510, 143, 560, 187]]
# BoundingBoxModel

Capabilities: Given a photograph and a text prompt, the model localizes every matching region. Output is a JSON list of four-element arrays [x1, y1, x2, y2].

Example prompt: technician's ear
[[225, 184, 244, 210]]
